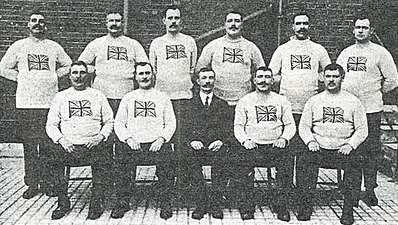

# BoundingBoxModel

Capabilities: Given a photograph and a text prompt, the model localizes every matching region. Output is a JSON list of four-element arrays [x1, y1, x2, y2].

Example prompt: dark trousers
[[50, 142, 113, 205], [18, 109, 54, 188], [182, 146, 229, 209], [232, 144, 294, 213], [114, 142, 174, 205], [296, 148, 362, 209], [362, 112, 382, 190]]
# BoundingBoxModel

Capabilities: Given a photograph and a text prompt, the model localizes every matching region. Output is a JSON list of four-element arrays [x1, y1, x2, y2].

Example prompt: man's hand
[[59, 137, 75, 153], [338, 144, 353, 155], [84, 134, 104, 150], [273, 137, 287, 149], [149, 137, 165, 152], [208, 140, 223, 152], [190, 141, 204, 150], [127, 138, 141, 151], [307, 141, 320, 152], [243, 140, 257, 150]]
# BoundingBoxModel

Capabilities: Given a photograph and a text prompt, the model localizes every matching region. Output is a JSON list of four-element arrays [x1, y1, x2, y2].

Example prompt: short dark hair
[[292, 12, 310, 23], [163, 4, 180, 19], [225, 10, 243, 21], [134, 62, 153, 74], [353, 14, 372, 27], [196, 67, 215, 80], [29, 11, 45, 19], [256, 66, 272, 75], [71, 61, 88, 72], [106, 8, 123, 19], [324, 63, 345, 78]]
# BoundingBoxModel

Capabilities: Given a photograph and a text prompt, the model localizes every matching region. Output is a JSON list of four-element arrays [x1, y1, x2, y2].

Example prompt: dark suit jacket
[[182, 93, 233, 148]]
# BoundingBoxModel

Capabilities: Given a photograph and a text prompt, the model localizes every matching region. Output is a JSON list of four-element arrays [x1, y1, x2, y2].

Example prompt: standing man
[[298, 63, 368, 225], [233, 67, 296, 221], [182, 68, 232, 220], [196, 10, 265, 106], [268, 12, 331, 181], [337, 16, 398, 206], [78, 10, 149, 113], [0, 11, 72, 199], [46, 61, 114, 220], [112, 62, 176, 220], [149, 5, 197, 182]]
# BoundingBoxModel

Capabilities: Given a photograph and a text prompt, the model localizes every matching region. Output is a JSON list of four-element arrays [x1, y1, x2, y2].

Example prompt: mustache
[[110, 25, 120, 29], [229, 25, 238, 29], [32, 24, 45, 30], [258, 82, 269, 86], [169, 24, 179, 28], [298, 28, 307, 32]]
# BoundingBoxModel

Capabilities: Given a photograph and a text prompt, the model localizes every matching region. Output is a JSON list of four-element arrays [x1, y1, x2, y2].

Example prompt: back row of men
[[0, 5, 397, 225]]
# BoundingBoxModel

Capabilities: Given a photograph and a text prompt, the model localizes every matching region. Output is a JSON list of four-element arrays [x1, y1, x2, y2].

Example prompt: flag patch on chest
[[134, 100, 157, 118], [69, 100, 93, 117], [256, 105, 277, 123], [166, 44, 187, 59], [347, 56, 367, 72], [290, 55, 311, 70], [222, 47, 244, 63], [107, 46, 128, 61], [323, 107, 344, 123], [28, 54, 50, 71]]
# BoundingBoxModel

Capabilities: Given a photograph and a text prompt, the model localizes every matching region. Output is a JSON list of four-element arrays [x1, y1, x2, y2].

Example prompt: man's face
[[324, 69, 343, 93], [136, 64, 154, 89], [292, 15, 309, 40], [106, 13, 123, 35], [225, 13, 242, 38], [196, 71, 215, 94], [70, 65, 89, 90], [28, 14, 46, 37], [353, 19, 372, 43], [163, 9, 181, 34], [254, 70, 273, 93]]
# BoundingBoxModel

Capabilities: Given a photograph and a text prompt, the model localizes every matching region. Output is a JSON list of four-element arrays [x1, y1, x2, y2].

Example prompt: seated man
[[182, 68, 232, 220], [233, 67, 296, 221], [297, 63, 368, 225], [46, 61, 114, 220], [112, 62, 176, 220]]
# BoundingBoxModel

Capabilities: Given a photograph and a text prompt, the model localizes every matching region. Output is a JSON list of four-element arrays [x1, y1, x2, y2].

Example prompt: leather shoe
[[111, 203, 129, 219], [239, 210, 254, 220], [160, 208, 173, 220], [340, 212, 354, 225], [362, 190, 378, 206], [22, 186, 39, 199], [87, 197, 104, 220], [191, 207, 206, 220], [297, 207, 312, 221], [211, 209, 223, 219], [277, 209, 290, 222], [51, 200, 71, 220]]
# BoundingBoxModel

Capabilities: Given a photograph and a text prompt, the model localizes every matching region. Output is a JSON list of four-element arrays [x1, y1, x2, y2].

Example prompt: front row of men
[[45, 61, 366, 225]]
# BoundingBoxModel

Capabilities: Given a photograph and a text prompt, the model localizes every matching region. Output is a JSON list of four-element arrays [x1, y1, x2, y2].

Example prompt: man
[[0, 11, 72, 199], [233, 67, 295, 221], [268, 13, 331, 175], [196, 10, 265, 106], [112, 62, 176, 220], [46, 61, 114, 220], [298, 63, 368, 225], [182, 68, 232, 220], [337, 16, 398, 206], [78, 10, 149, 113], [149, 5, 197, 185]]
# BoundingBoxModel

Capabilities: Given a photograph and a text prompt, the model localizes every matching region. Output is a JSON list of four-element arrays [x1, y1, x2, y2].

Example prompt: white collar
[[199, 91, 213, 105]]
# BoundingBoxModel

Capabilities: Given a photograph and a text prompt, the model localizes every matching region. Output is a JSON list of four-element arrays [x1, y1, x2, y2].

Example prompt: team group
[[0, 4, 397, 225]]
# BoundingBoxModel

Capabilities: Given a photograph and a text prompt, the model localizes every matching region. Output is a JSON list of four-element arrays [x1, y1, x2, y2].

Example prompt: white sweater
[[115, 88, 176, 143], [46, 87, 114, 145]]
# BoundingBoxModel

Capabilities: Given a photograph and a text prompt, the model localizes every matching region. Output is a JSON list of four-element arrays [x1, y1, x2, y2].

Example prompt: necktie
[[205, 96, 209, 107]]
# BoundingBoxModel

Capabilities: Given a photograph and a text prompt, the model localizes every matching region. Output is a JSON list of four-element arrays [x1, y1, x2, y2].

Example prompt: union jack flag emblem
[[68, 100, 92, 118], [256, 105, 277, 123], [323, 107, 344, 123], [27, 54, 50, 71], [347, 56, 367, 72], [222, 47, 244, 63], [290, 54, 311, 70], [166, 44, 187, 59], [107, 46, 128, 61], [134, 100, 156, 118]]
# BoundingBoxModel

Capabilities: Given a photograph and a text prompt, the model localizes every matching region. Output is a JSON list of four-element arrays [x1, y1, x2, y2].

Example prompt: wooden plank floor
[[0, 158, 397, 225]]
